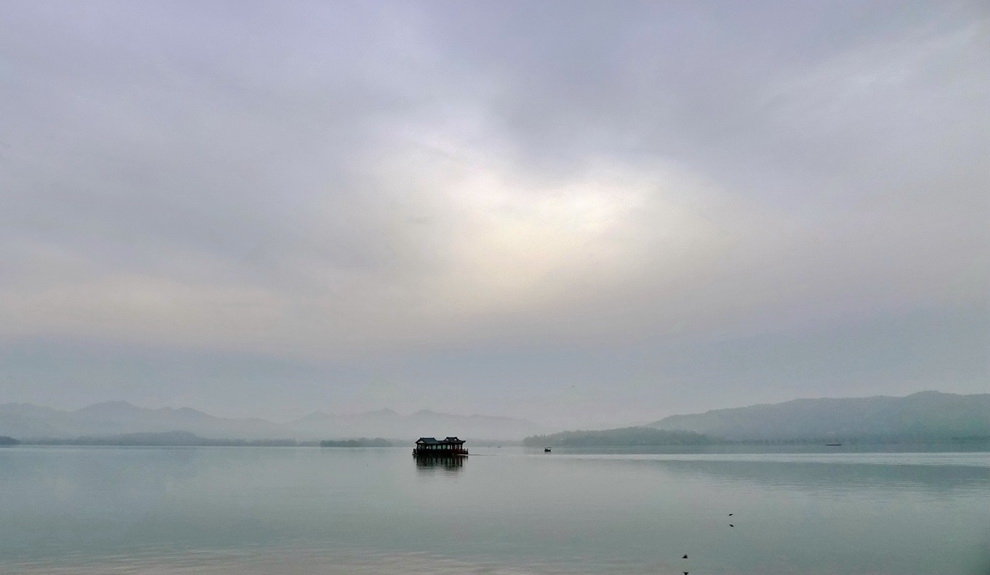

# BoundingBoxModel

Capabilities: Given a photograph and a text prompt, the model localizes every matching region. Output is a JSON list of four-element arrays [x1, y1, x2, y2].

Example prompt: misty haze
[[1, 1, 987, 574]]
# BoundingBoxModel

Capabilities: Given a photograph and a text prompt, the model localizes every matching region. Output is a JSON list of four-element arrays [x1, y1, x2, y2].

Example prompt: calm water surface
[[0, 446, 987, 574]]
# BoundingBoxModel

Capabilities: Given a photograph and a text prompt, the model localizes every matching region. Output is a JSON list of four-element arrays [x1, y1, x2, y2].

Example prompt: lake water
[[1, 446, 987, 574]]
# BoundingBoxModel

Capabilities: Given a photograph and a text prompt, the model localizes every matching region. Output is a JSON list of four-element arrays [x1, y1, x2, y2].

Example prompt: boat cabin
[[414, 436, 468, 457]]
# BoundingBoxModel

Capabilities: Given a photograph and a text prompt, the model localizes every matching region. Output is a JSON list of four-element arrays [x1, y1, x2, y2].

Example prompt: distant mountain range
[[648, 391, 990, 441], [2, 391, 986, 445], [0, 401, 288, 440], [0, 401, 550, 441]]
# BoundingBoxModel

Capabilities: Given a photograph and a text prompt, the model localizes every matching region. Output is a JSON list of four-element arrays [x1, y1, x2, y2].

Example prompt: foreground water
[[0, 446, 987, 574]]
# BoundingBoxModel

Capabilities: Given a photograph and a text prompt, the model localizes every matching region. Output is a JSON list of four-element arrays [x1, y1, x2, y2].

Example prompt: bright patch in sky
[[0, 1, 985, 424]]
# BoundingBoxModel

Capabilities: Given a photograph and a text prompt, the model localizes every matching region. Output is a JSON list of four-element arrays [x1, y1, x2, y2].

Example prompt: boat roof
[[416, 436, 464, 444]]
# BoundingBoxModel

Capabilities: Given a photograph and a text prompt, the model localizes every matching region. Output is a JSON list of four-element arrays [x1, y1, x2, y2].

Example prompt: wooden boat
[[413, 436, 468, 457]]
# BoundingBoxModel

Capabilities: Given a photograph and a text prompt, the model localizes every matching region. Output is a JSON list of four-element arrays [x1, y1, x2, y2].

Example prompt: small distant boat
[[544, 447, 551, 453], [825, 442, 843, 447]]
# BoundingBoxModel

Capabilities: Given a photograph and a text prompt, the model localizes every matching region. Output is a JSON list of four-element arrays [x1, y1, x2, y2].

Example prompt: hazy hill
[[0, 401, 292, 440], [70, 401, 292, 438], [0, 404, 68, 438], [0, 402, 550, 441], [27, 431, 303, 447], [649, 391, 990, 441], [289, 408, 549, 440]]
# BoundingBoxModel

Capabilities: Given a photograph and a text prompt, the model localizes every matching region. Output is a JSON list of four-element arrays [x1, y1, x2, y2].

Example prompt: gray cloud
[[0, 1, 986, 426]]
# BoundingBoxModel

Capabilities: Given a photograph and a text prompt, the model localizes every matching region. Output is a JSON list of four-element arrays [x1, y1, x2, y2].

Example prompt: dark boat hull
[[413, 449, 468, 457]]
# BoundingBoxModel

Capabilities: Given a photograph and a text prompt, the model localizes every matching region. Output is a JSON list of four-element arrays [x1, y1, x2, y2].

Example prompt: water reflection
[[414, 455, 466, 473], [557, 454, 990, 494], [3, 447, 986, 575]]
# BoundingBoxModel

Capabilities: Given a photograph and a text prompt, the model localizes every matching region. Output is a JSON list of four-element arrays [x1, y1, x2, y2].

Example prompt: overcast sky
[[0, 0, 986, 427]]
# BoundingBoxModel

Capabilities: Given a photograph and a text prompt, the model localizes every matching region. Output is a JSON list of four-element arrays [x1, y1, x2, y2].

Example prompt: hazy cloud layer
[[1, 1, 986, 426]]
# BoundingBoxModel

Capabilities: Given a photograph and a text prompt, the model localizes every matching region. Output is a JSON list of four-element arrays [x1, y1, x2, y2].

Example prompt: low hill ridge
[[0, 403, 549, 441], [649, 391, 990, 441]]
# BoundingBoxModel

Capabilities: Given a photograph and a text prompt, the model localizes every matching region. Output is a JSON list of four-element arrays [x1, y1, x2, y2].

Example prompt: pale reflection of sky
[[2, 447, 987, 575], [552, 452, 990, 467]]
